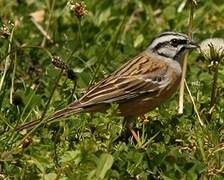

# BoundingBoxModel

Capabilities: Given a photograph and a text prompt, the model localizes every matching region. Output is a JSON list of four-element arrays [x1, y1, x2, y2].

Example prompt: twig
[[41, 0, 55, 46], [30, 17, 53, 44], [178, 52, 189, 114], [185, 80, 205, 127], [178, 2, 194, 114]]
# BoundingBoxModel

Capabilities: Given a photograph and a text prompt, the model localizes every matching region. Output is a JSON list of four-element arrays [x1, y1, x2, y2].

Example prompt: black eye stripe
[[179, 39, 187, 44], [171, 39, 187, 45]]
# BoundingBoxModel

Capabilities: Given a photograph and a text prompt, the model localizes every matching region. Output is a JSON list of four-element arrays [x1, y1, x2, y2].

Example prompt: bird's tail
[[16, 101, 83, 131]]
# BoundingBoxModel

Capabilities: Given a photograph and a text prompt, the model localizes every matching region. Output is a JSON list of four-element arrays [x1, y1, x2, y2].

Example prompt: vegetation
[[0, 0, 224, 179]]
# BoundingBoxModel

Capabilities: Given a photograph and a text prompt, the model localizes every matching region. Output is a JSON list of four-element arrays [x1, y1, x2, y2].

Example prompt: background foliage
[[0, 0, 224, 179]]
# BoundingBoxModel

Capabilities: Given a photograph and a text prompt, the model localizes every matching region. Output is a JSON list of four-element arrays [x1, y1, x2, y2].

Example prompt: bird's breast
[[119, 66, 181, 116]]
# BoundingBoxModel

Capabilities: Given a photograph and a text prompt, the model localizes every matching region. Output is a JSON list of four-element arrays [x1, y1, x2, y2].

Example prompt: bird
[[17, 31, 198, 132]]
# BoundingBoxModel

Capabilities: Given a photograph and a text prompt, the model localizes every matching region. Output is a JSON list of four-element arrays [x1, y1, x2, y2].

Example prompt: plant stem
[[10, 52, 17, 104], [41, 70, 63, 121], [208, 62, 219, 121], [178, 2, 194, 114], [185, 80, 205, 127], [89, 11, 128, 86], [0, 26, 14, 92], [78, 18, 83, 49], [41, 0, 55, 46]]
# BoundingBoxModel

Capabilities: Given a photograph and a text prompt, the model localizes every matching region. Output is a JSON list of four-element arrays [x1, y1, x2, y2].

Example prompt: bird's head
[[148, 32, 199, 62]]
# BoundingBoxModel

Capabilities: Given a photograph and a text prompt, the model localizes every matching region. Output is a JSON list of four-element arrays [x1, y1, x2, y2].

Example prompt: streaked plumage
[[17, 32, 198, 131]]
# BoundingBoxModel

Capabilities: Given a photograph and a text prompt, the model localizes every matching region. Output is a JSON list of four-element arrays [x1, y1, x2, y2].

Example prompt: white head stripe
[[149, 35, 187, 49]]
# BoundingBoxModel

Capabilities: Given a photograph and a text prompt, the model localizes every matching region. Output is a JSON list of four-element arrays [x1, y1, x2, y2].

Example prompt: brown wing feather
[[79, 51, 169, 106]]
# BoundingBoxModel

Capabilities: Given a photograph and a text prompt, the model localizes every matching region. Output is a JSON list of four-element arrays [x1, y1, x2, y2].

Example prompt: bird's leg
[[114, 116, 141, 143], [113, 116, 135, 143], [124, 116, 135, 129], [123, 116, 140, 143]]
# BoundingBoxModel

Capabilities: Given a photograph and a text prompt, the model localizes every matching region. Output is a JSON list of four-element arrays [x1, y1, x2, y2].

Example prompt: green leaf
[[134, 34, 144, 48], [97, 8, 111, 25], [43, 173, 57, 180], [95, 153, 114, 179], [60, 150, 81, 164]]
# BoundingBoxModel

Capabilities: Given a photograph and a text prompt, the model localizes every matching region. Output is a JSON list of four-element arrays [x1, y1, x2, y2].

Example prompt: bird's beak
[[186, 40, 200, 49]]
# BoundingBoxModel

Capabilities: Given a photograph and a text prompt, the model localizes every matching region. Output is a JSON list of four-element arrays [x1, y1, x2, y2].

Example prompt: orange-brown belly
[[118, 79, 180, 116]]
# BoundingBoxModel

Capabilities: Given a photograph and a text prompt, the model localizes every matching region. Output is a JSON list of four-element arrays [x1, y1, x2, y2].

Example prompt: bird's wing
[[79, 51, 170, 106]]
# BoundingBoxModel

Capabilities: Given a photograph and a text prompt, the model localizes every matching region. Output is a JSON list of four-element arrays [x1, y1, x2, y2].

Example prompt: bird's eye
[[171, 39, 179, 47]]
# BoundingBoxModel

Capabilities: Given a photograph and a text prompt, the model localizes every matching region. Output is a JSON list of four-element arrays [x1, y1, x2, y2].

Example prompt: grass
[[0, 0, 224, 179]]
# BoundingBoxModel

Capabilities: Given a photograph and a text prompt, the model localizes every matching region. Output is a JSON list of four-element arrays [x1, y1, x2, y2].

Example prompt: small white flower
[[199, 38, 224, 59]]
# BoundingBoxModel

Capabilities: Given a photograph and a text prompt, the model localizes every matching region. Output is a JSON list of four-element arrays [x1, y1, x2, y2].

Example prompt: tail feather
[[17, 102, 83, 131]]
